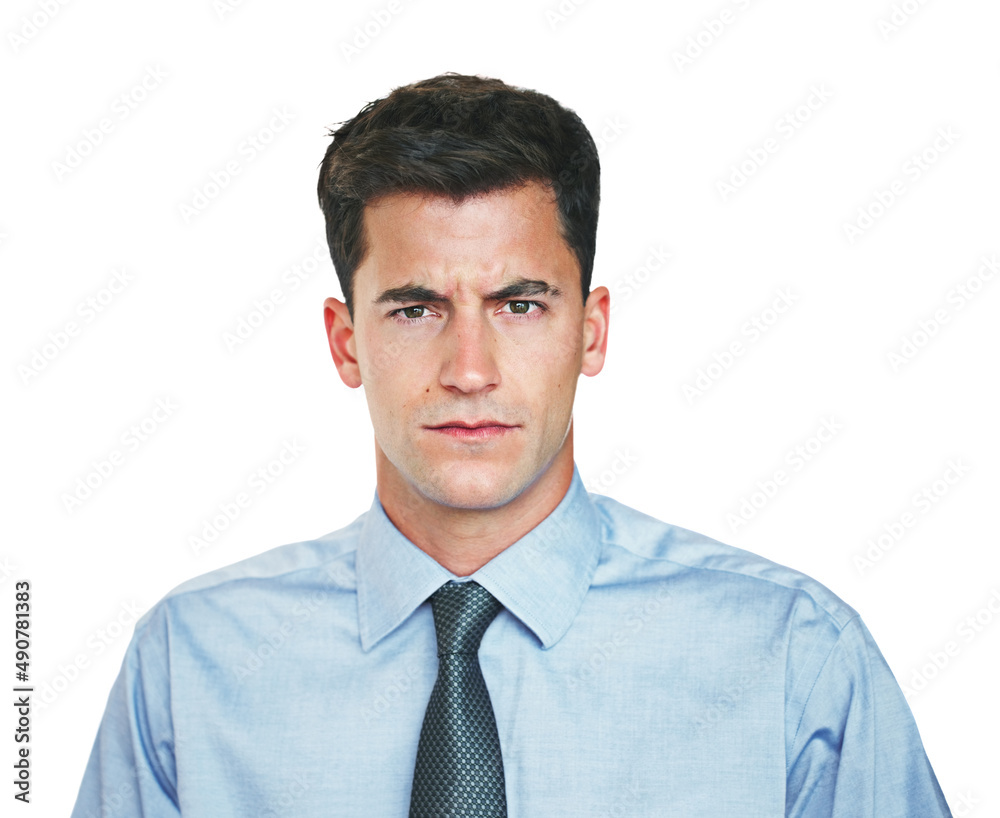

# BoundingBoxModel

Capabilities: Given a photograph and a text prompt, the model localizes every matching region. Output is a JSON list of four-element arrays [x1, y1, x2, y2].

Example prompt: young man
[[73, 74, 951, 816]]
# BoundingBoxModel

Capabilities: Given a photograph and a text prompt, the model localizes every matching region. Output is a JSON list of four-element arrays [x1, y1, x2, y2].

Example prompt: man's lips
[[425, 421, 518, 440], [427, 420, 515, 429]]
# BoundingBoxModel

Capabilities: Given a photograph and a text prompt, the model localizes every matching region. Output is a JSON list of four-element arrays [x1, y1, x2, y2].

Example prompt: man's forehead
[[355, 182, 576, 305], [362, 184, 559, 248]]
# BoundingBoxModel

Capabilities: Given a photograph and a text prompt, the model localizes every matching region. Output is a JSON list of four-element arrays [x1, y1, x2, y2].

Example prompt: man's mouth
[[425, 420, 518, 440]]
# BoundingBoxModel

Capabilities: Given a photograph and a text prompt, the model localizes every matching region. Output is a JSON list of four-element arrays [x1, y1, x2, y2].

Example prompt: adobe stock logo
[[585, 449, 638, 494], [842, 126, 960, 244], [716, 85, 833, 202], [222, 239, 329, 352], [609, 246, 671, 316], [876, 0, 932, 40], [178, 108, 295, 223], [671, 0, 755, 73], [886, 254, 997, 372], [51, 66, 169, 182], [545, 0, 592, 30], [35, 601, 146, 714], [340, 0, 404, 63], [213, 0, 249, 20], [902, 588, 1000, 700], [188, 439, 306, 555], [726, 417, 843, 532], [854, 459, 970, 575], [17, 267, 135, 384], [6, 0, 72, 54], [61, 398, 178, 514], [683, 288, 798, 403]]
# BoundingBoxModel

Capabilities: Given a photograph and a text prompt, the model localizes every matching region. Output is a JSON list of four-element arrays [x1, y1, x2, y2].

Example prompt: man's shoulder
[[588, 490, 858, 631], [133, 510, 367, 633]]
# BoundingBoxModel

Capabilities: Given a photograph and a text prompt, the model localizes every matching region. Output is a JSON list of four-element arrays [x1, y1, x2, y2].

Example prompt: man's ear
[[324, 297, 362, 388], [580, 285, 610, 377]]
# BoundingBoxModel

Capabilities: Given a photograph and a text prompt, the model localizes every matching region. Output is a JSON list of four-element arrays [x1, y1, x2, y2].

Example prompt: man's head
[[319, 74, 609, 532]]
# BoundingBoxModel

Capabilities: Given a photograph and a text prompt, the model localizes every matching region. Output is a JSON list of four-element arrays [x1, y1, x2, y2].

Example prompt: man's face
[[324, 181, 608, 513]]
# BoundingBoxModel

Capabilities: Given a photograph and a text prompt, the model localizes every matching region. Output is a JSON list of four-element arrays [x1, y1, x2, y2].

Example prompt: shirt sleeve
[[72, 605, 181, 818], [785, 615, 952, 817]]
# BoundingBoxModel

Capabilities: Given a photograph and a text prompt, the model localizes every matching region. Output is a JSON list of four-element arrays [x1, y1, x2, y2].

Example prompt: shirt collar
[[356, 464, 602, 652]]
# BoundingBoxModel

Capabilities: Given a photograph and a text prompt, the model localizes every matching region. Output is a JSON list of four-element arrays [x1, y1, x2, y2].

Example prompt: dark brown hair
[[317, 73, 600, 318]]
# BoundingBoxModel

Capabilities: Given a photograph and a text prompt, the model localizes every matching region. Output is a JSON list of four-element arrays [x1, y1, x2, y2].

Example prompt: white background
[[3, 0, 998, 814]]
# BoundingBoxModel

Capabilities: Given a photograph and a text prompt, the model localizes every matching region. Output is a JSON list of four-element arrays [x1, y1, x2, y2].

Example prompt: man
[[73, 74, 951, 816]]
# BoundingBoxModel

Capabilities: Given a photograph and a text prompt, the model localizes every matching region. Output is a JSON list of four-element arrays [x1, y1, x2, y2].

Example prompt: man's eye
[[501, 300, 543, 315], [391, 305, 433, 322]]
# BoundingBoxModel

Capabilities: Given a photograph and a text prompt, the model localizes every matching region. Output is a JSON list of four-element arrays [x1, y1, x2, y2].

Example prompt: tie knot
[[429, 581, 503, 655]]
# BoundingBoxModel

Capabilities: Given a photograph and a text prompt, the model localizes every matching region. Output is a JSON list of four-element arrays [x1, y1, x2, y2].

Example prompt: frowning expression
[[325, 180, 608, 511]]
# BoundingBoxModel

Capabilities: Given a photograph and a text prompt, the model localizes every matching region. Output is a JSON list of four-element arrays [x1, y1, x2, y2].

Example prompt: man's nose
[[439, 309, 501, 394]]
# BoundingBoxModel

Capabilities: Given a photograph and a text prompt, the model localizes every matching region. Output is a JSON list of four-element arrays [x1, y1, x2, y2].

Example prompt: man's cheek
[[364, 341, 404, 376]]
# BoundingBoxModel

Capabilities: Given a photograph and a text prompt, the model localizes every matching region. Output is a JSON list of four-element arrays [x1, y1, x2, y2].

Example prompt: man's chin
[[411, 466, 528, 512]]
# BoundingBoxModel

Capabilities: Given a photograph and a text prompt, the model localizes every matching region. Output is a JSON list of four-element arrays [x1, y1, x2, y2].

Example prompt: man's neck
[[374, 447, 575, 577]]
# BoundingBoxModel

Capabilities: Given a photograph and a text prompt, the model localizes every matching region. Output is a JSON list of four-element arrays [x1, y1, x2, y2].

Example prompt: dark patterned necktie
[[409, 581, 507, 817]]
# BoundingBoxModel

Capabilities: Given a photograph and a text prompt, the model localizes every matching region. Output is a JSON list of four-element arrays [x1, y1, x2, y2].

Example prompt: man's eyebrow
[[485, 278, 563, 301], [374, 284, 445, 305], [373, 278, 563, 305]]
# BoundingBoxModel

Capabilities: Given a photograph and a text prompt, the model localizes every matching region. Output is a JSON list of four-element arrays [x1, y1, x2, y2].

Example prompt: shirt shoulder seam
[[132, 537, 359, 640], [598, 519, 855, 630], [785, 612, 864, 774]]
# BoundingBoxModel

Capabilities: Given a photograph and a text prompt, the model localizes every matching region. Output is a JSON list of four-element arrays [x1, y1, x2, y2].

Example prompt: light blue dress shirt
[[72, 465, 951, 817]]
